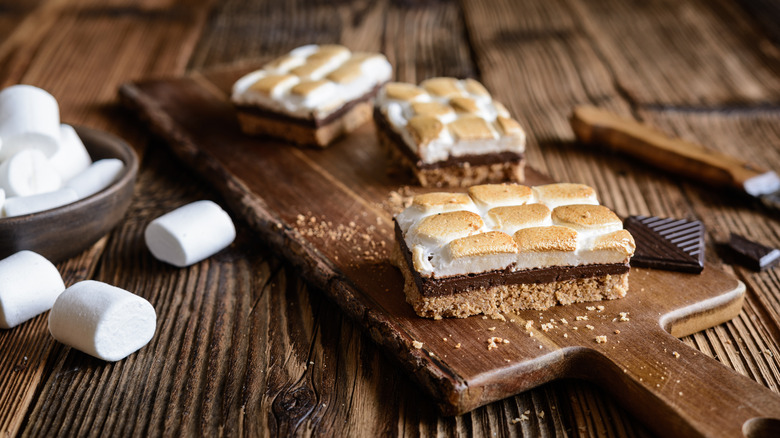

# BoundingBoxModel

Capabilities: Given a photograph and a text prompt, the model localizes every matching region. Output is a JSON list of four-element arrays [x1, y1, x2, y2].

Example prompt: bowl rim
[[0, 125, 139, 224]]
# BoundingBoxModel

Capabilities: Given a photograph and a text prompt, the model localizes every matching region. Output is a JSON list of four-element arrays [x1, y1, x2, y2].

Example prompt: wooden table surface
[[1, 0, 779, 436]]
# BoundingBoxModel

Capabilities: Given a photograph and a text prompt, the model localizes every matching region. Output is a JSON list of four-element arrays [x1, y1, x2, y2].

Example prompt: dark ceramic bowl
[[0, 126, 138, 263]]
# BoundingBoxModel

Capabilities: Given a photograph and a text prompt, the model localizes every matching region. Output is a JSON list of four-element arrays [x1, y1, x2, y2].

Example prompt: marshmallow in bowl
[[0, 85, 61, 161], [49, 124, 92, 182], [0, 250, 65, 329], [64, 158, 124, 199], [145, 200, 236, 267], [48, 280, 156, 362], [0, 149, 63, 197], [3, 188, 78, 217]]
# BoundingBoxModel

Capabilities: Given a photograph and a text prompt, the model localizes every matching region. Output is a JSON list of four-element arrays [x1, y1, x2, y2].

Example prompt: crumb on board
[[524, 320, 534, 331], [541, 323, 554, 332], [595, 335, 608, 344], [614, 329, 621, 334], [293, 211, 387, 261], [538, 411, 545, 419], [455, 343, 461, 349], [563, 333, 568, 338], [673, 351, 680, 358], [576, 315, 588, 321], [597, 305, 605, 312], [560, 318, 568, 325], [619, 312, 630, 322], [412, 341, 423, 349], [487, 337, 509, 350], [585, 324, 594, 330], [488, 327, 496, 331], [429, 352, 434, 357], [586, 306, 596, 311]]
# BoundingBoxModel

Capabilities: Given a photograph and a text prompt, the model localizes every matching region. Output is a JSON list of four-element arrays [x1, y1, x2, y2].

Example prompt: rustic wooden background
[[1, 0, 779, 436]]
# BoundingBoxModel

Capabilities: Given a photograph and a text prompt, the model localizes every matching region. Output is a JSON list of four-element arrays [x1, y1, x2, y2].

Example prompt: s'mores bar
[[374, 78, 526, 187], [232, 44, 392, 147], [392, 183, 636, 319]]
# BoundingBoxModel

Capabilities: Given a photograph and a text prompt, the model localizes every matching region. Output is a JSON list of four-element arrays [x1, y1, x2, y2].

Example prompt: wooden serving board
[[120, 65, 780, 437]]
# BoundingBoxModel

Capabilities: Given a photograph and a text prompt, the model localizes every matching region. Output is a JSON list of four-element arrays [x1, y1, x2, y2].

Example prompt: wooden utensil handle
[[570, 106, 768, 192], [591, 327, 780, 437]]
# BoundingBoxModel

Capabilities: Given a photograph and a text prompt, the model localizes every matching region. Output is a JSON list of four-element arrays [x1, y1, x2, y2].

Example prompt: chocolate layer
[[235, 83, 384, 128], [374, 106, 524, 170], [395, 222, 629, 298]]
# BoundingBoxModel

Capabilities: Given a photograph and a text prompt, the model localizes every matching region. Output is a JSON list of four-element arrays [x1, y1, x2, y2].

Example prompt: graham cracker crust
[[375, 119, 525, 188], [236, 101, 373, 147], [392, 240, 629, 319]]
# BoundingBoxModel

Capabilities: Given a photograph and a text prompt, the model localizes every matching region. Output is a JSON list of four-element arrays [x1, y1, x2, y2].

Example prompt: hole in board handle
[[743, 417, 780, 438]]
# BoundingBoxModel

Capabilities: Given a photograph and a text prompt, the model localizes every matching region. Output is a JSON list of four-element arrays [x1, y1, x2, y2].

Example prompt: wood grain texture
[[0, 0, 779, 436]]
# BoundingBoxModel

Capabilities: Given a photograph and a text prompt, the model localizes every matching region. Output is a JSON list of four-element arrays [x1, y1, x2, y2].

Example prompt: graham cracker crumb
[[487, 337, 505, 350], [488, 327, 496, 331], [576, 315, 588, 321], [563, 333, 568, 338], [619, 312, 630, 322], [585, 324, 594, 330], [614, 329, 621, 334], [595, 335, 607, 344], [538, 411, 545, 419], [455, 343, 461, 349], [429, 352, 434, 356], [597, 305, 605, 312], [412, 341, 423, 349], [560, 318, 568, 325], [586, 306, 596, 311], [673, 351, 680, 358], [442, 337, 447, 342], [524, 320, 534, 331], [511, 417, 522, 424]]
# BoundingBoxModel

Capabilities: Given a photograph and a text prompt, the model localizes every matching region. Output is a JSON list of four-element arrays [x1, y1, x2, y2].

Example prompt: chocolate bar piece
[[231, 44, 392, 147], [729, 233, 780, 271], [374, 78, 526, 187], [392, 183, 635, 319], [623, 216, 705, 273]]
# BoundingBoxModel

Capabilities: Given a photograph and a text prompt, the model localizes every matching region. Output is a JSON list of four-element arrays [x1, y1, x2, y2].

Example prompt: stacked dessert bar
[[232, 44, 392, 147], [393, 183, 635, 318], [374, 78, 526, 187]]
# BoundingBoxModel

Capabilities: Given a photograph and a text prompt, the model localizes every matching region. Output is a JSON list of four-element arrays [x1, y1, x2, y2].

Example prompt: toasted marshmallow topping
[[376, 77, 525, 164], [232, 44, 392, 119], [533, 183, 598, 208], [396, 183, 634, 278], [469, 183, 533, 208], [488, 204, 551, 233]]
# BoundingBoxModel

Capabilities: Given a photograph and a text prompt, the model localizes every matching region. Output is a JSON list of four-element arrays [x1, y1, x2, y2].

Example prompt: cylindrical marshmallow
[[49, 124, 92, 182], [3, 188, 78, 217], [64, 158, 124, 200], [145, 200, 236, 267], [0, 149, 62, 197], [0, 85, 61, 161], [48, 280, 156, 362], [0, 251, 65, 329]]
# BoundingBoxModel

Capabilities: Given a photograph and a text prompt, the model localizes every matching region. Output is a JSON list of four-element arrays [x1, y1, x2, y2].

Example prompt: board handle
[[569, 106, 771, 194], [590, 326, 780, 437]]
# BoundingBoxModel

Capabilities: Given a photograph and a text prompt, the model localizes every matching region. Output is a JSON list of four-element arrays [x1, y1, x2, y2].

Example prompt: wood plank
[[568, 0, 780, 107]]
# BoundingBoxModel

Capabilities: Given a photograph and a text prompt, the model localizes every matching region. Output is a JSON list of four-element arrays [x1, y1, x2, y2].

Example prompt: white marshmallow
[[0, 149, 62, 197], [0, 85, 60, 160], [0, 188, 5, 216], [0, 251, 65, 329], [3, 188, 78, 217], [48, 280, 156, 362], [49, 124, 92, 182], [64, 158, 124, 199], [145, 200, 236, 267]]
